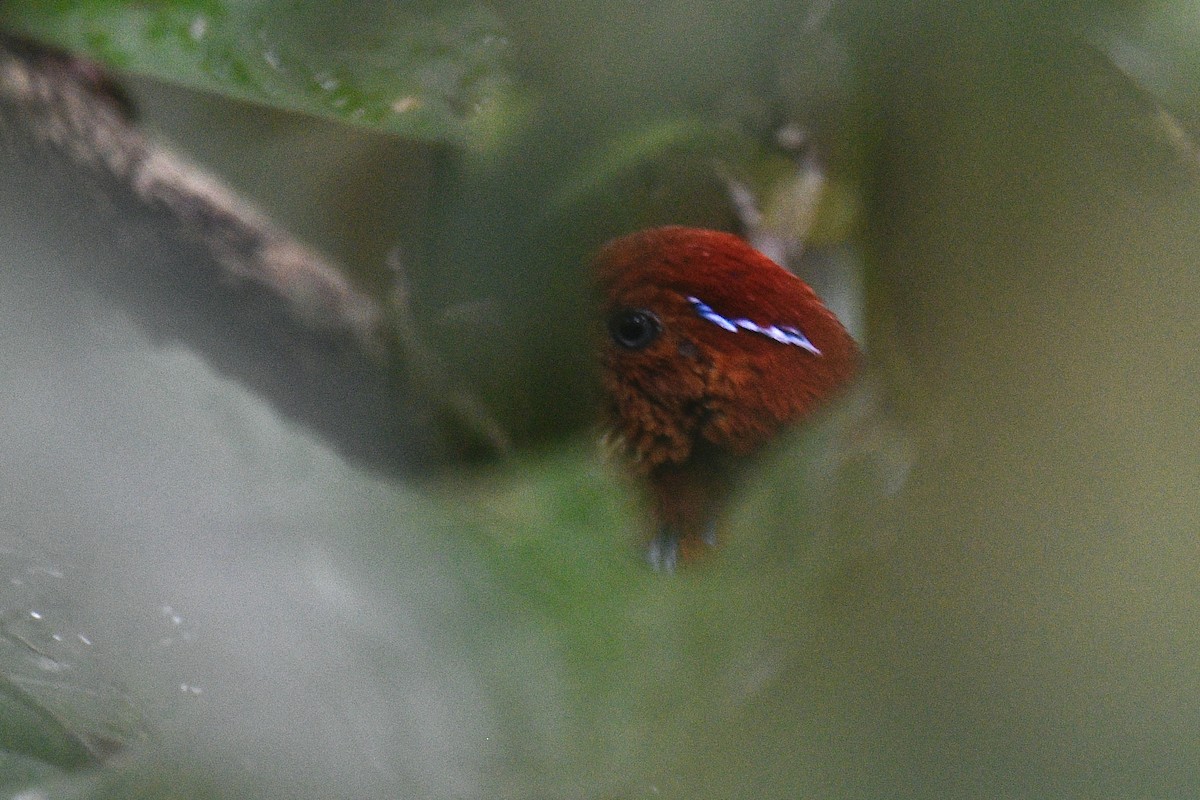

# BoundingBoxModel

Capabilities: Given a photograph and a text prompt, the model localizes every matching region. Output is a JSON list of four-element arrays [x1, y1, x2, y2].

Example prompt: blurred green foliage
[[3, 1, 1200, 799]]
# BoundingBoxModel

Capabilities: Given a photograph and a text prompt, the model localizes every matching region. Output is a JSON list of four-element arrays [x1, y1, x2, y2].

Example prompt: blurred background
[[0, 0, 1199, 797]]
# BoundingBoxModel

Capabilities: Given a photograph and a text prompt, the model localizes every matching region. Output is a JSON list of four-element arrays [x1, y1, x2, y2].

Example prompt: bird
[[595, 226, 859, 570]]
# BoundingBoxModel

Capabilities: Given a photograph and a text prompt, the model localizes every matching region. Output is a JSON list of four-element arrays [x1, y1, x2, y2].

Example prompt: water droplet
[[179, 683, 203, 695], [263, 49, 282, 70], [77, 633, 92, 646], [28, 610, 42, 620]]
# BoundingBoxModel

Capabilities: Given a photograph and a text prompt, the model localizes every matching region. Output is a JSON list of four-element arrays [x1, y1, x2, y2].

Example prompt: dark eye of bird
[[608, 308, 661, 350]]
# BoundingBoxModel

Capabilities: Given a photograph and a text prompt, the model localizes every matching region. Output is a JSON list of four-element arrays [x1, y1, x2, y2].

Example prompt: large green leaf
[[0, 0, 514, 148]]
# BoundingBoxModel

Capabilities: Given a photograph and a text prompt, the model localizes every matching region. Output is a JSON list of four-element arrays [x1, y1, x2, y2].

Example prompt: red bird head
[[595, 226, 859, 569]]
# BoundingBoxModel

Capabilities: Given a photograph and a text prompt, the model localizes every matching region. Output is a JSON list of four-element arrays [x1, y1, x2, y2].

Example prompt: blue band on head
[[686, 296, 822, 356]]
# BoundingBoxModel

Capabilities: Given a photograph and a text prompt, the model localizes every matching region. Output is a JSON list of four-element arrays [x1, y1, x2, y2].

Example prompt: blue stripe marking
[[686, 296, 821, 356]]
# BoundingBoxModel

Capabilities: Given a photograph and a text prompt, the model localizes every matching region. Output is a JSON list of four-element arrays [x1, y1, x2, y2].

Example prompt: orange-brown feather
[[596, 226, 859, 562]]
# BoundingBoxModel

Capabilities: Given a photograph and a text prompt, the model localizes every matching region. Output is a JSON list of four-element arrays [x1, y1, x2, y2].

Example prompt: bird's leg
[[645, 450, 734, 571], [646, 526, 682, 573]]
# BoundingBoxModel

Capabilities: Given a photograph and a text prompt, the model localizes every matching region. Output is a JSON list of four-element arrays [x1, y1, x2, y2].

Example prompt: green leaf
[[0, 675, 93, 771], [0, 0, 515, 148]]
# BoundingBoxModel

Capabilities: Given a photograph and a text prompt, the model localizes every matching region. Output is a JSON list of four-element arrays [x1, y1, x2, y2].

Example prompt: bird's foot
[[646, 527, 681, 573], [646, 522, 719, 573]]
